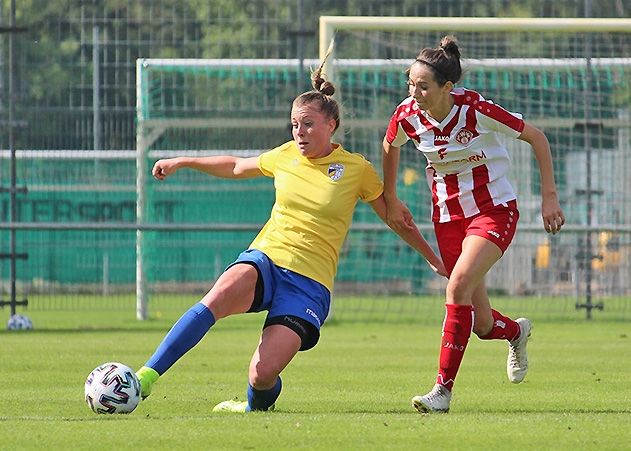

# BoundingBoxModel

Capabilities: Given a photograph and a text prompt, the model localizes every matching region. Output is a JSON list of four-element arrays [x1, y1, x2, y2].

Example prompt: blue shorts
[[226, 249, 331, 351]]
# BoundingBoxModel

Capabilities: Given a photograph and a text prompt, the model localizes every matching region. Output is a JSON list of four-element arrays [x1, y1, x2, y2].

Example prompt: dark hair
[[409, 35, 462, 86], [293, 49, 340, 132]]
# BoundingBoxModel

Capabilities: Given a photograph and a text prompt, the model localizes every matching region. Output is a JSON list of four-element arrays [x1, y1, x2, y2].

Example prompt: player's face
[[407, 62, 452, 116], [290, 103, 336, 158]]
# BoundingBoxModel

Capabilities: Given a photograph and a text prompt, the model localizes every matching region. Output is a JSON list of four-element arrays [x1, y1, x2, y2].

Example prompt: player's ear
[[329, 118, 337, 134], [443, 80, 454, 93]]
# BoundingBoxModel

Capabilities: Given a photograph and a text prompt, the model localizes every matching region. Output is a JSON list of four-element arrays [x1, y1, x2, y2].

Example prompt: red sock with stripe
[[436, 303, 474, 392], [478, 309, 520, 341]]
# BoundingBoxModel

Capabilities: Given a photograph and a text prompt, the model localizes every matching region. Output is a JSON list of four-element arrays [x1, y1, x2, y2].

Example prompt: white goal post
[[319, 16, 631, 79]]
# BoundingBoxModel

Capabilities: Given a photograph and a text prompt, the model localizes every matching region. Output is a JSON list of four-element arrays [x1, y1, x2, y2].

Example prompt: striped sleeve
[[474, 100, 524, 137], [385, 113, 410, 147], [385, 99, 419, 147]]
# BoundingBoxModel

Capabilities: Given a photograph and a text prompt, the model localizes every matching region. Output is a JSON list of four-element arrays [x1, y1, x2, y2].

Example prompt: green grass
[[1, 310, 630, 450], [21, 293, 631, 325]]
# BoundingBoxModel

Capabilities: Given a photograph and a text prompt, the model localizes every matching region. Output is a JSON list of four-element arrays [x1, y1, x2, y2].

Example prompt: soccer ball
[[84, 362, 141, 414], [6, 314, 33, 330]]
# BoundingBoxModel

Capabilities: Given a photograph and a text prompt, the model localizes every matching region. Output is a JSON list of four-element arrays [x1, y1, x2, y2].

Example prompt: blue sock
[[145, 302, 216, 375], [247, 377, 282, 411]]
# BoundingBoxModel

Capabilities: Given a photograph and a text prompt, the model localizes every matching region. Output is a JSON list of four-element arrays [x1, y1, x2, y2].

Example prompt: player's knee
[[202, 287, 252, 320], [446, 275, 473, 302]]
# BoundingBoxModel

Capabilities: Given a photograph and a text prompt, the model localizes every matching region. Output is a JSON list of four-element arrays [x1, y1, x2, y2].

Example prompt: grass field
[[1, 305, 630, 450]]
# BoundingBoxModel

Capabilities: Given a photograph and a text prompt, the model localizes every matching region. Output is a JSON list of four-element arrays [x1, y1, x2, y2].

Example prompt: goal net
[[136, 17, 631, 321]]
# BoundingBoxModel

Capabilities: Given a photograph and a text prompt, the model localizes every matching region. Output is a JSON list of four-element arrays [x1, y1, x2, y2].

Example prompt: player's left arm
[[518, 122, 565, 234], [369, 194, 448, 277]]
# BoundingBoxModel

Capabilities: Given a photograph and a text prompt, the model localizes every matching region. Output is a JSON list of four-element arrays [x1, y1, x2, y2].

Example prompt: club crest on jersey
[[328, 163, 344, 181], [455, 128, 475, 145]]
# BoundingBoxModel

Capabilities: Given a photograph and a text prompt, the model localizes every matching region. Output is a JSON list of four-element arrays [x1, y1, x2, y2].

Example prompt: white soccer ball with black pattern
[[84, 362, 140, 414], [6, 314, 33, 330]]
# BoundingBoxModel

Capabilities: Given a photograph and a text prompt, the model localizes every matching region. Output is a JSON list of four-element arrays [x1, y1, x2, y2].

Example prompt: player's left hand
[[542, 195, 565, 234], [428, 259, 449, 278]]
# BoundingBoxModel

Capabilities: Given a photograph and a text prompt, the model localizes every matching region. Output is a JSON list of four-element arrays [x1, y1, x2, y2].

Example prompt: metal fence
[[2, 0, 630, 322]]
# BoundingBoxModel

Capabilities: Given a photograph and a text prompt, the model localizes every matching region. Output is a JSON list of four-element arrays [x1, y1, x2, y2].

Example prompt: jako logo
[[434, 134, 450, 144], [487, 230, 500, 238], [443, 341, 465, 352]]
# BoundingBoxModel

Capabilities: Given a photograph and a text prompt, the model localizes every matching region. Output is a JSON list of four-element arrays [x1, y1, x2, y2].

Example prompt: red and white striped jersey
[[386, 87, 525, 223]]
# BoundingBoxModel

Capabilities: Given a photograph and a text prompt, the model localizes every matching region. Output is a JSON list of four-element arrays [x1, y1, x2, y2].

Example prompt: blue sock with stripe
[[247, 376, 282, 411], [145, 302, 215, 375]]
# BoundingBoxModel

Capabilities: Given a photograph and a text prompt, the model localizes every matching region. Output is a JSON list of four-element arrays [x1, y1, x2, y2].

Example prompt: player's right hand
[[386, 198, 416, 231]]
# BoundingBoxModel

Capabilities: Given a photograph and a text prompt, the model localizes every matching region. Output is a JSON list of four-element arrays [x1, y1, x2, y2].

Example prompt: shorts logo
[[305, 308, 321, 326], [284, 315, 307, 335], [437, 148, 447, 160], [487, 230, 500, 238], [328, 163, 344, 181], [455, 128, 474, 145]]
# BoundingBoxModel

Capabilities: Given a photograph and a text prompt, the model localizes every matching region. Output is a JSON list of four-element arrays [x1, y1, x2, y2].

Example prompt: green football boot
[[212, 398, 276, 413], [135, 366, 159, 400]]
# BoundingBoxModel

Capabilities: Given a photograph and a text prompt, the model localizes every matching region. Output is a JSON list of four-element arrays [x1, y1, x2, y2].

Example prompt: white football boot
[[507, 318, 532, 384], [412, 384, 452, 413]]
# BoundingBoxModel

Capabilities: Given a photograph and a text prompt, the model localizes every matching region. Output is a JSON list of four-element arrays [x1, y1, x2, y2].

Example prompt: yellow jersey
[[251, 141, 383, 291]]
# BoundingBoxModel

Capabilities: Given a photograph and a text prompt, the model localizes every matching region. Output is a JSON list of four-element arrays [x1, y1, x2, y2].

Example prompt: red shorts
[[434, 200, 519, 275]]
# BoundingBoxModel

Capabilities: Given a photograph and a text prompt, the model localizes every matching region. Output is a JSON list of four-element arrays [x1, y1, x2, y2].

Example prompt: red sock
[[436, 303, 474, 392], [478, 309, 520, 341]]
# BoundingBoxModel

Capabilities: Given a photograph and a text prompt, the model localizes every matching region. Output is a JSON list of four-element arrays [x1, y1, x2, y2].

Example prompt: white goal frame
[[319, 16, 631, 80], [135, 17, 631, 320], [315, 15, 631, 317]]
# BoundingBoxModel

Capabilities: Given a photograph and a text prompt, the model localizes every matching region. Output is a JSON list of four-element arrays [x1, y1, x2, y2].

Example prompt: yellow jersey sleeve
[[358, 156, 384, 203], [257, 142, 287, 177]]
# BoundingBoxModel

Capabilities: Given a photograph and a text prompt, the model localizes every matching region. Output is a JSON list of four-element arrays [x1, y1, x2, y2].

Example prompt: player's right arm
[[382, 137, 415, 231], [152, 156, 263, 181], [370, 193, 447, 277]]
